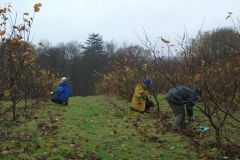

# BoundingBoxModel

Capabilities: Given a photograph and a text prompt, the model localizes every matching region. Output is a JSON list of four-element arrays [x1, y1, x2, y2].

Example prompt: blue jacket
[[53, 81, 72, 102], [165, 85, 198, 116]]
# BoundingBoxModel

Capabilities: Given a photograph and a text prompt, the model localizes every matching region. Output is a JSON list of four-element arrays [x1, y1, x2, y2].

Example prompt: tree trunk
[[12, 104, 16, 121], [215, 127, 221, 144]]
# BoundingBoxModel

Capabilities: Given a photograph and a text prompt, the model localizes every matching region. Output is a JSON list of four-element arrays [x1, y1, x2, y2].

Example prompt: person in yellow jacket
[[131, 79, 154, 113]]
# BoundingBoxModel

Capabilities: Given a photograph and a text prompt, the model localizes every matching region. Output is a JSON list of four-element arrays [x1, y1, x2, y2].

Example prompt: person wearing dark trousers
[[145, 98, 154, 113], [48, 77, 72, 106], [165, 85, 201, 129], [131, 79, 154, 113]]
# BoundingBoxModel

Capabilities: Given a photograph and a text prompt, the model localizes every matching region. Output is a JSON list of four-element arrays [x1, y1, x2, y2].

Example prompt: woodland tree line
[[35, 33, 156, 96], [34, 27, 240, 97]]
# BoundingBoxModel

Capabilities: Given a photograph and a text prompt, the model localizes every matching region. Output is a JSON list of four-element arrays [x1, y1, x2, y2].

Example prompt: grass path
[[0, 95, 235, 159]]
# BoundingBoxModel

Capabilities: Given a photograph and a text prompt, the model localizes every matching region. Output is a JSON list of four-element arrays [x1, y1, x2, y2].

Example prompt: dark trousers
[[51, 97, 64, 105], [145, 100, 154, 112]]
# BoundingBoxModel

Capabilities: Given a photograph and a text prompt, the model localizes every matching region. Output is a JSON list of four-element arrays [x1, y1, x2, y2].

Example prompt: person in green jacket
[[131, 79, 154, 113], [165, 85, 201, 129]]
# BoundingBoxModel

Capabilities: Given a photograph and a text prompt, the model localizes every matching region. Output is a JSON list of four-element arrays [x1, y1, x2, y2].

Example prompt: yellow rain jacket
[[131, 84, 151, 112]]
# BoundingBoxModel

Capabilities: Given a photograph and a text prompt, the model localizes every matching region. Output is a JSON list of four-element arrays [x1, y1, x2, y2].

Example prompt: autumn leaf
[[228, 12, 233, 14], [44, 143, 50, 147], [35, 3, 42, 8], [34, 7, 40, 12], [225, 15, 231, 20], [109, 153, 115, 157], [226, 62, 231, 68], [236, 56, 240, 61], [132, 131, 138, 135], [23, 18, 28, 22], [11, 39, 17, 44], [189, 145, 195, 149], [43, 151, 51, 156], [38, 42, 43, 46], [106, 149, 111, 152], [78, 154, 84, 158], [109, 131, 114, 136], [79, 137, 85, 141], [1, 150, 9, 154], [0, 9, 6, 13], [26, 48, 32, 51], [194, 73, 201, 81], [4, 90, 10, 97], [150, 155, 157, 160], [23, 12, 29, 16], [0, 30, 6, 36], [198, 150, 207, 158], [161, 37, 170, 43], [106, 119, 111, 123], [45, 53, 50, 57], [181, 51, 186, 56], [34, 3, 42, 12], [23, 52, 29, 56]]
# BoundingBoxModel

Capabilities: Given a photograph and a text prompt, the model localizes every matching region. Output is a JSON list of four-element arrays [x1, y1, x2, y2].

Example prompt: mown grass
[[0, 95, 239, 160]]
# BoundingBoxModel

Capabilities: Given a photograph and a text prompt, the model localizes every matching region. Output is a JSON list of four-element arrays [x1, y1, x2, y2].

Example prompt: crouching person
[[165, 85, 201, 129], [131, 79, 154, 113], [50, 77, 72, 106]]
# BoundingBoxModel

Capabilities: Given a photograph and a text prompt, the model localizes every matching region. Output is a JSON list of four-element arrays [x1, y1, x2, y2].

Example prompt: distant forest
[[34, 32, 153, 96], [32, 27, 238, 96]]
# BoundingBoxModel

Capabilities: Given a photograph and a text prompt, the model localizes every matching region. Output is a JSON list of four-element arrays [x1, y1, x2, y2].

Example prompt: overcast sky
[[6, 0, 240, 49]]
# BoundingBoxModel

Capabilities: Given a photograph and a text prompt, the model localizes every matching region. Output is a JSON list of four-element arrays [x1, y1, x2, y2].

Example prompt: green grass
[[0, 95, 239, 159]]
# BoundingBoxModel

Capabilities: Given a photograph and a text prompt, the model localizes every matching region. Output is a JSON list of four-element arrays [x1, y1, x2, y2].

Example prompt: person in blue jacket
[[50, 77, 72, 106], [165, 85, 201, 129]]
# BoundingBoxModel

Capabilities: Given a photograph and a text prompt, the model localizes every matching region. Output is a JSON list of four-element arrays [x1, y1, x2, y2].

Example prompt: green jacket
[[165, 85, 198, 116], [131, 84, 151, 112]]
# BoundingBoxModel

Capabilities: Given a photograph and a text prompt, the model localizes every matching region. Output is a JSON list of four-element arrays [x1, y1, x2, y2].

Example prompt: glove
[[189, 116, 196, 122], [46, 91, 54, 95], [139, 95, 145, 99]]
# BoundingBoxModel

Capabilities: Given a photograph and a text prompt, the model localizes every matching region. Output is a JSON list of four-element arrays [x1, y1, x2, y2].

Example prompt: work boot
[[61, 101, 68, 106]]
